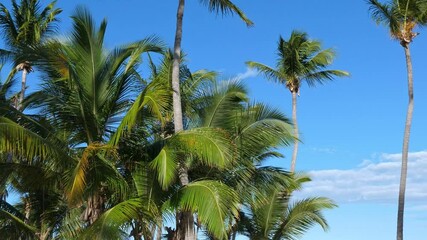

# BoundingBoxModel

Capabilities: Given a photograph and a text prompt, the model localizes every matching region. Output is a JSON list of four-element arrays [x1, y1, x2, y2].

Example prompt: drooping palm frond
[[245, 61, 283, 84], [150, 127, 236, 190], [199, 0, 254, 26], [202, 80, 248, 128], [169, 180, 239, 239], [0, 208, 38, 238], [109, 78, 171, 146], [79, 198, 156, 240], [53, 207, 84, 239], [0, 117, 71, 163], [66, 143, 124, 206], [272, 197, 337, 240], [233, 103, 294, 160]]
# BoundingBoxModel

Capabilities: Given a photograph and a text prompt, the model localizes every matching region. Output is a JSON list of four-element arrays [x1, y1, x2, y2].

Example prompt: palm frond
[[110, 79, 171, 146], [0, 117, 70, 163], [273, 197, 337, 240], [0, 209, 38, 237], [246, 61, 283, 84], [149, 147, 177, 190], [80, 198, 156, 240], [199, 0, 253, 26], [172, 180, 239, 239], [202, 80, 248, 128], [66, 143, 117, 206]]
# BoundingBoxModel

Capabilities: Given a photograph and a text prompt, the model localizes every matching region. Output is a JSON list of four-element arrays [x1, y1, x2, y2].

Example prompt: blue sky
[[2, 0, 427, 239]]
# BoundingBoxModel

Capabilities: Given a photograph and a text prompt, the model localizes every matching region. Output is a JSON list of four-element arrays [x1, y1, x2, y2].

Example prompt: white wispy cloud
[[296, 151, 427, 205], [235, 67, 258, 80], [310, 147, 337, 154]]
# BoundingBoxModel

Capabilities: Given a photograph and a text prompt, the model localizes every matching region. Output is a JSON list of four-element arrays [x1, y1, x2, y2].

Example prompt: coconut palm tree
[[0, 0, 62, 110], [246, 31, 349, 172], [25, 7, 163, 226], [171, 4, 252, 238], [230, 174, 336, 240], [367, 1, 427, 239], [170, 2, 252, 237], [169, 3, 252, 238]]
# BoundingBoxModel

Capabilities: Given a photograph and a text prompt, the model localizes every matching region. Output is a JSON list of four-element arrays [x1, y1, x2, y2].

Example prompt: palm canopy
[[0, 0, 61, 48], [246, 31, 349, 94], [368, 0, 427, 44], [26, 7, 163, 145]]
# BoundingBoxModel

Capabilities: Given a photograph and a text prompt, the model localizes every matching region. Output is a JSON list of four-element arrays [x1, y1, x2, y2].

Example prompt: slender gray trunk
[[18, 68, 28, 111], [396, 44, 414, 240], [172, 0, 185, 133], [290, 91, 299, 172], [172, 0, 195, 239]]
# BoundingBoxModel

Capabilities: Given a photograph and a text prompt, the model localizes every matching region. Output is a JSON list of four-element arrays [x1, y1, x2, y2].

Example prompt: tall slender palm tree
[[246, 31, 349, 172], [171, 2, 252, 238], [368, 1, 427, 239], [0, 0, 62, 110]]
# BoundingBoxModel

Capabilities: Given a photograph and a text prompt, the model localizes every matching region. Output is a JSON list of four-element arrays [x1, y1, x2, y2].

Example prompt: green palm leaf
[[0, 117, 69, 162], [151, 127, 235, 190], [110, 80, 171, 146], [79, 198, 156, 240], [199, 0, 253, 26], [0, 209, 38, 237], [66, 143, 119, 206], [172, 180, 239, 239], [273, 197, 337, 240]]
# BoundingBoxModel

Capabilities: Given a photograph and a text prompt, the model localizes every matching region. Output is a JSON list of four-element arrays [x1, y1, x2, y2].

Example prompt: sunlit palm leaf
[[172, 180, 239, 239], [110, 80, 171, 146], [199, 0, 253, 26], [80, 198, 156, 240], [149, 148, 177, 190], [66, 143, 117, 205], [202, 80, 248, 128], [273, 197, 337, 240], [0, 117, 69, 162]]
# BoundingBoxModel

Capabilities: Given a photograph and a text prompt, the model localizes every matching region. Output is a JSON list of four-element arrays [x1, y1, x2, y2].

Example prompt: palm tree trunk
[[82, 193, 105, 225], [172, 0, 185, 133], [18, 68, 28, 111], [396, 44, 414, 240], [290, 91, 299, 172], [172, 1, 195, 239]]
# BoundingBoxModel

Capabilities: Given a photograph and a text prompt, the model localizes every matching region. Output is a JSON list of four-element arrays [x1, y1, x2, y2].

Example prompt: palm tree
[[246, 31, 349, 172], [367, 1, 427, 239], [26, 7, 163, 226], [231, 174, 336, 240], [171, 3, 252, 237], [0, 0, 62, 110]]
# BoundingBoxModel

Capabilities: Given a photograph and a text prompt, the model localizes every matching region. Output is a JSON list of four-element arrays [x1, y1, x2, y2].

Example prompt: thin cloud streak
[[235, 67, 258, 80], [296, 150, 427, 205]]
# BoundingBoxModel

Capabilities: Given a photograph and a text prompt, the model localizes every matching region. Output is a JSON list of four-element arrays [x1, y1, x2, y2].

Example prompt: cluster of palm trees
[[0, 1, 339, 239]]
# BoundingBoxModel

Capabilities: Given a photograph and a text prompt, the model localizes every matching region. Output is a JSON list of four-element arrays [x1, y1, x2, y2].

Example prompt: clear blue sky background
[[2, 0, 427, 239]]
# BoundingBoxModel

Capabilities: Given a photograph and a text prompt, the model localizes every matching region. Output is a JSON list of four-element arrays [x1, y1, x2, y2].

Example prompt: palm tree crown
[[368, 0, 427, 45], [0, 0, 62, 110], [247, 31, 348, 95]]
